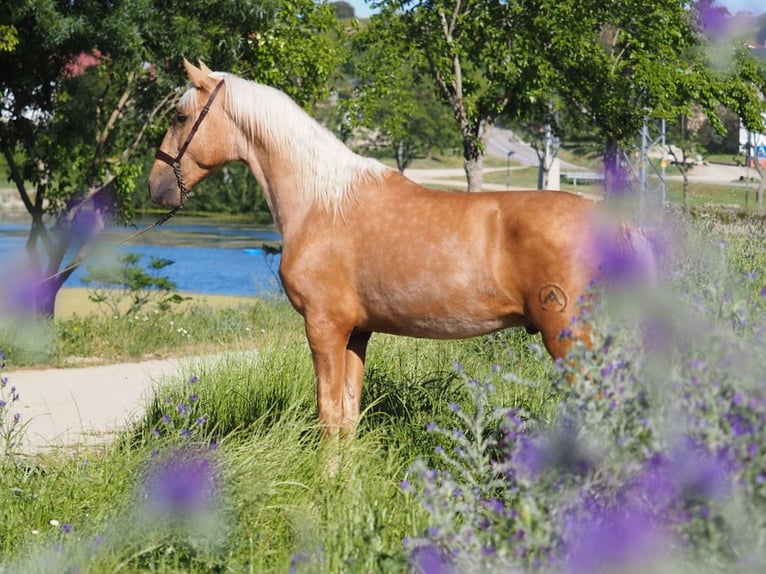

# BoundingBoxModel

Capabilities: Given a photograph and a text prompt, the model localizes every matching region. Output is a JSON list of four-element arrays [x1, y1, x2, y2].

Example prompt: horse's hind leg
[[342, 330, 371, 434]]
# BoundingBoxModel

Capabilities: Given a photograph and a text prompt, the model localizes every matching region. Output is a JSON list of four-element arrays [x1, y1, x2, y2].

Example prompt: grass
[[0, 293, 556, 572]]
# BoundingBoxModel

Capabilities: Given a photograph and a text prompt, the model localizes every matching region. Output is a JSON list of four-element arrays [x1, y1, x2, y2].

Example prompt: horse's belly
[[376, 314, 525, 339], [361, 295, 528, 339]]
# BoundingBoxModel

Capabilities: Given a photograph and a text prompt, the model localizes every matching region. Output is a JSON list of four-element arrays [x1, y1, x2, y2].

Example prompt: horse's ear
[[198, 60, 213, 75], [182, 58, 216, 90]]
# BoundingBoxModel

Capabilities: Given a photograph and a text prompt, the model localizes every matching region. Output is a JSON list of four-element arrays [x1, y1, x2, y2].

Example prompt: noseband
[[155, 78, 226, 202]]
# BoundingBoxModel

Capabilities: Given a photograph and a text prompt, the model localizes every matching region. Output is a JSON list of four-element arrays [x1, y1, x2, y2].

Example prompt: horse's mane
[[198, 72, 391, 214]]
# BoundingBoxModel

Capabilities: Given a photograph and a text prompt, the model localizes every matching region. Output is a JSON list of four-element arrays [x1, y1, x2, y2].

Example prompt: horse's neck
[[243, 151, 317, 239]]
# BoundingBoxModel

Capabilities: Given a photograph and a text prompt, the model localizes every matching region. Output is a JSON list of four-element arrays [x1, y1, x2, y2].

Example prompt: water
[[0, 217, 283, 297]]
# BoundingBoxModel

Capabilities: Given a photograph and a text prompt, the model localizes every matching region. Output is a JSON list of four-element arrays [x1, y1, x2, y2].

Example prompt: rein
[[36, 79, 226, 288]]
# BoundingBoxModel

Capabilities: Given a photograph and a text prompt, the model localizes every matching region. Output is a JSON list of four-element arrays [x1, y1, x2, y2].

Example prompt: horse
[[148, 59, 652, 436]]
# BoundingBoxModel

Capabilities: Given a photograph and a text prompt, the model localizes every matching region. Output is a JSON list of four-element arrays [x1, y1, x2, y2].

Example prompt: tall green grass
[[0, 299, 553, 572]]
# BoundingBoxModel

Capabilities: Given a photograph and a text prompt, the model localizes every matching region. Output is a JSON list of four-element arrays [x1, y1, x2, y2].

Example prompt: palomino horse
[[149, 60, 650, 436]]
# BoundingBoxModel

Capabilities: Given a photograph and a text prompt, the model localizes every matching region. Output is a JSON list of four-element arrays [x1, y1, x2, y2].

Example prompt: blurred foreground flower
[[141, 448, 220, 518]]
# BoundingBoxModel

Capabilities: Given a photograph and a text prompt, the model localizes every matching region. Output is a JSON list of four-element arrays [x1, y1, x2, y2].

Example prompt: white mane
[[206, 73, 391, 214]]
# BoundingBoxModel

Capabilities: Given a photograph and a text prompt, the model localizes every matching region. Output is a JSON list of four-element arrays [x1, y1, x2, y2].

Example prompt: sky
[[343, 0, 764, 20]]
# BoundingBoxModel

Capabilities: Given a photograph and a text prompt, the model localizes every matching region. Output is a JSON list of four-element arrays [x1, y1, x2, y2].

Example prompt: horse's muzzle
[[147, 169, 182, 208]]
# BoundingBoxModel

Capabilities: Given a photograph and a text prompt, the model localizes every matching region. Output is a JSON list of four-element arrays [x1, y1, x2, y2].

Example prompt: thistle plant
[[404, 217, 766, 573], [148, 375, 212, 445], [0, 351, 26, 458]]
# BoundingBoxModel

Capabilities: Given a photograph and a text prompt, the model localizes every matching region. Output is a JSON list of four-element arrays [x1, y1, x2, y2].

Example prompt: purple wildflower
[[695, 2, 730, 38], [60, 523, 73, 534], [564, 496, 665, 574], [141, 448, 220, 517], [410, 543, 452, 574]]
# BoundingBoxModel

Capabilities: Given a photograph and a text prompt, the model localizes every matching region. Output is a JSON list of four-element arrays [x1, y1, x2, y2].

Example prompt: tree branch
[[0, 139, 35, 215], [93, 71, 136, 170]]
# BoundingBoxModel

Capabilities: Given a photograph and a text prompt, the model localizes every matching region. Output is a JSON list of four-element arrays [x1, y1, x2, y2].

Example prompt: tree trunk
[[603, 139, 631, 197], [463, 145, 484, 191], [462, 119, 493, 192]]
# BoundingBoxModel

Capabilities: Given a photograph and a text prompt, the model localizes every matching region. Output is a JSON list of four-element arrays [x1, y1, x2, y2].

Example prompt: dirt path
[[7, 358, 189, 454]]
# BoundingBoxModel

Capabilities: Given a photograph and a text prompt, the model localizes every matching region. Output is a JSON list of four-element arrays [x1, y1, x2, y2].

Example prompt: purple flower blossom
[[695, 2, 730, 38], [409, 543, 452, 574], [563, 496, 665, 574], [141, 449, 220, 517], [60, 523, 73, 533], [188, 375, 199, 384]]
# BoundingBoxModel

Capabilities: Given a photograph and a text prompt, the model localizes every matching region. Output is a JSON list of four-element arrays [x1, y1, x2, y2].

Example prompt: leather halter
[[155, 78, 226, 202]]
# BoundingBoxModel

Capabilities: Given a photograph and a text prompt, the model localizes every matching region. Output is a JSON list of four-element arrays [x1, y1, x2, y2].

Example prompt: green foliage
[[346, 9, 460, 170], [0, 0, 345, 313], [366, 0, 546, 188], [81, 252, 188, 317]]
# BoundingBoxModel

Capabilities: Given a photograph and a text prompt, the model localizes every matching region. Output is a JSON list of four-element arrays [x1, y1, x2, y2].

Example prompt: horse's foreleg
[[305, 318, 350, 437], [342, 330, 371, 434]]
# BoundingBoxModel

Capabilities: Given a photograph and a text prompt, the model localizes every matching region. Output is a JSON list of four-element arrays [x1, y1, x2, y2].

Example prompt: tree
[[332, 1, 356, 19], [533, 0, 700, 195], [0, 0, 344, 316], [539, 0, 766, 197], [369, 1, 546, 191], [347, 13, 460, 172]]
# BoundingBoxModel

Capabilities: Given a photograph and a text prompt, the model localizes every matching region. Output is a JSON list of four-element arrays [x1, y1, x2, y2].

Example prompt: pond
[[0, 216, 283, 297]]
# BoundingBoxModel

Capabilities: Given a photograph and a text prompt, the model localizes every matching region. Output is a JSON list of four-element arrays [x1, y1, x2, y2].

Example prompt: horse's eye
[[175, 112, 189, 125]]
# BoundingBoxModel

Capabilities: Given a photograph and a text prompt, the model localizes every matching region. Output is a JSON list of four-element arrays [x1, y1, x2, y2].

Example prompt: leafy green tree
[[0, 0, 343, 316], [368, 1, 546, 191], [348, 13, 460, 171], [539, 0, 766, 196]]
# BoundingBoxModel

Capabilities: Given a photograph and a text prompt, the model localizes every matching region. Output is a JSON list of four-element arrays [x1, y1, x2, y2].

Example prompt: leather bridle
[[155, 78, 226, 203]]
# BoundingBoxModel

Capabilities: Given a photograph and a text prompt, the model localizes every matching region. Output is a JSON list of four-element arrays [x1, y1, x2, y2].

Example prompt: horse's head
[[148, 59, 232, 208]]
